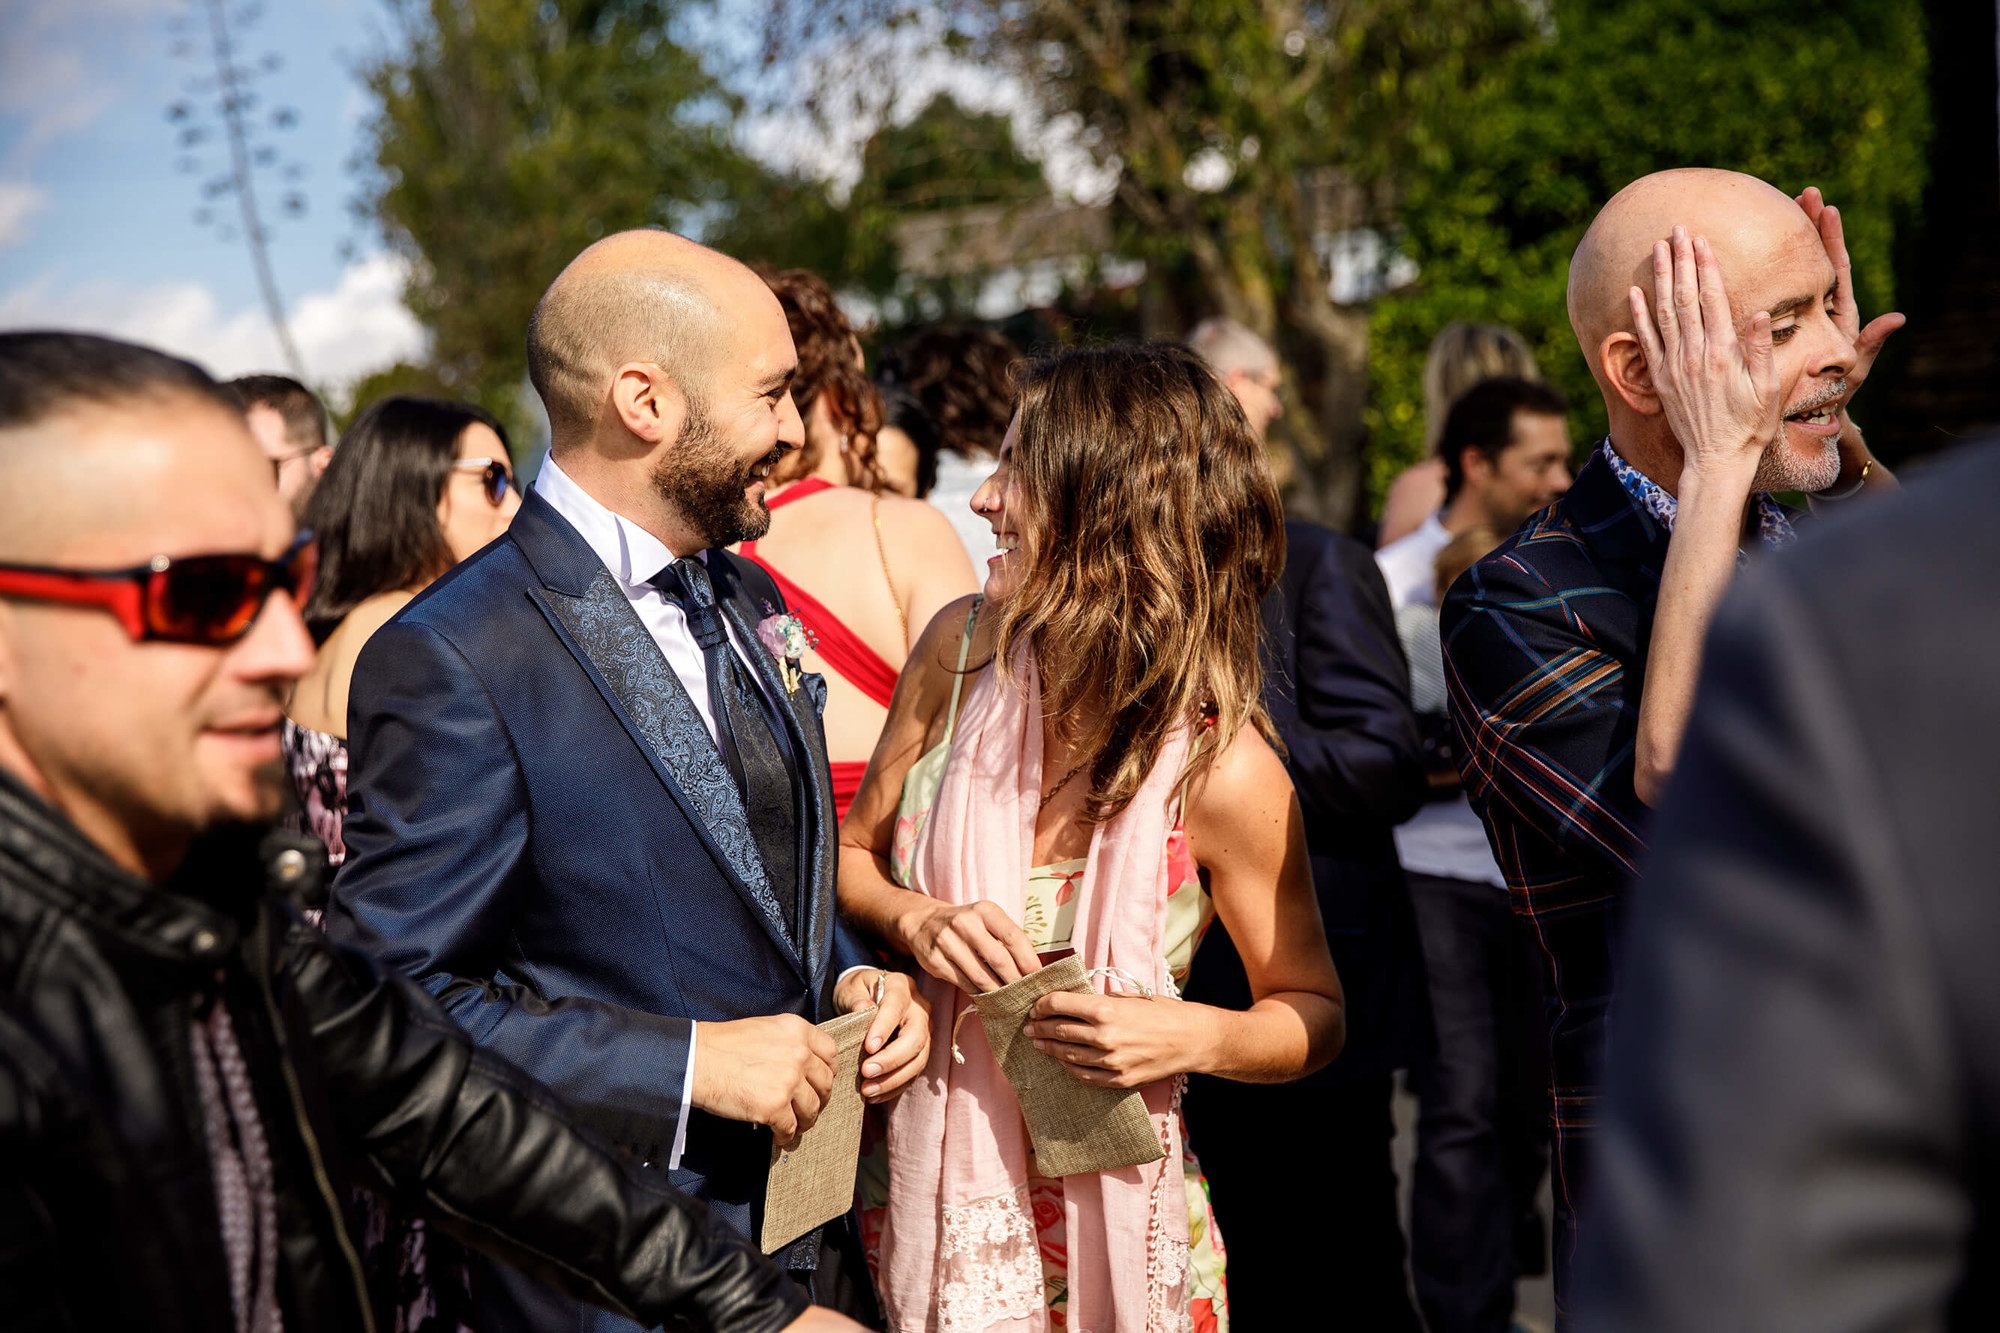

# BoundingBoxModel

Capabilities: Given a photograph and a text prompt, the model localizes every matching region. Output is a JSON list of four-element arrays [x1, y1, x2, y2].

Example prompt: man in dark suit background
[[331, 231, 930, 1330], [1575, 437, 2000, 1331], [1188, 311, 1434, 1333]]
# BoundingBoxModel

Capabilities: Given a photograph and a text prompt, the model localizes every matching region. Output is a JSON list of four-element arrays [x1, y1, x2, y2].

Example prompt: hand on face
[[1793, 187, 1905, 403], [1628, 226, 1780, 484]]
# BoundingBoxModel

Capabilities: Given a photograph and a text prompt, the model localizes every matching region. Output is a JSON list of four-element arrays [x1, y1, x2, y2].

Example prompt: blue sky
[[0, 0, 1087, 392], [1, 0, 424, 390]]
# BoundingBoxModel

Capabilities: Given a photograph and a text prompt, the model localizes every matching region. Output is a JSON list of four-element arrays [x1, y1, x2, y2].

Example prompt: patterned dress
[[857, 671, 1231, 1332], [283, 718, 480, 1333]]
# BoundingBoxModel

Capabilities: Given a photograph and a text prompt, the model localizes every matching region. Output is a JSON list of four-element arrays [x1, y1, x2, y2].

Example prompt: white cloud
[[0, 250, 426, 390], [0, 181, 48, 248]]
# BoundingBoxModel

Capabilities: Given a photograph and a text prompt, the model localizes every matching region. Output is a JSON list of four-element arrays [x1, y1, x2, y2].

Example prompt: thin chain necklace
[[1040, 758, 1090, 809]]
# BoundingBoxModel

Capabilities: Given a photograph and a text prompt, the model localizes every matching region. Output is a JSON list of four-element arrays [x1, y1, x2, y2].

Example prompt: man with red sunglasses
[[0, 330, 860, 1333]]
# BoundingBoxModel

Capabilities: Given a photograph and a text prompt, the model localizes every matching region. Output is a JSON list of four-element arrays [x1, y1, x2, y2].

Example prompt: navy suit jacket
[[1186, 519, 1433, 1084], [328, 489, 869, 1311]]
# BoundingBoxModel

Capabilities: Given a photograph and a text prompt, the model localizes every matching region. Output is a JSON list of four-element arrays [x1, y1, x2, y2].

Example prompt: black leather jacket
[[0, 769, 808, 1333]]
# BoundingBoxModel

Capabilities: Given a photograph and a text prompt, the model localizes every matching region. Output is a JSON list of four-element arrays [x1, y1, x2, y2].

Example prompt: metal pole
[[201, 0, 305, 379]]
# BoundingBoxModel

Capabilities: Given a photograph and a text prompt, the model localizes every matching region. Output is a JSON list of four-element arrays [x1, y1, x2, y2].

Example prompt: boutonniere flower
[[756, 605, 816, 694]]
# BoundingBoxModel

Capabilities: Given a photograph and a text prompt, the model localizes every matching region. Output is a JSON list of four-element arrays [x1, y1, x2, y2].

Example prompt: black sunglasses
[[452, 457, 514, 506]]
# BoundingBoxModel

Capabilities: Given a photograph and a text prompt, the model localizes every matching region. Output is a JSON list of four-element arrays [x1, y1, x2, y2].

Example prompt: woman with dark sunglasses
[[283, 393, 517, 1333]]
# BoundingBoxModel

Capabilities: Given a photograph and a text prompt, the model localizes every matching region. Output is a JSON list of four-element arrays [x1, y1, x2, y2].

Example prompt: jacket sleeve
[[281, 910, 808, 1333], [1440, 550, 1648, 882], [327, 617, 691, 1156], [0, 1034, 76, 1330], [1572, 562, 1968, 1332], [1276, 532, 1427, 828]]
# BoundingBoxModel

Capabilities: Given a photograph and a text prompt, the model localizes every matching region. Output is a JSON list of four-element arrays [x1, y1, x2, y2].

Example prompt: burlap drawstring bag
[[953, 955, 1164, 1178], [761, 1006, 876, 1253]]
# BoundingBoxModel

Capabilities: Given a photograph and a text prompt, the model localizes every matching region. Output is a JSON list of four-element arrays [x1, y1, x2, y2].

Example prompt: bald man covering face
[[330, 231, 930, 1329], [1439, 169, 1902, 1325]]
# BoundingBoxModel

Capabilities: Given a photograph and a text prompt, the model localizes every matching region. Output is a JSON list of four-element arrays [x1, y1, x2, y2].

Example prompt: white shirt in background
[[927, 450, 999, 574], [1375, 511, 1455, 610]]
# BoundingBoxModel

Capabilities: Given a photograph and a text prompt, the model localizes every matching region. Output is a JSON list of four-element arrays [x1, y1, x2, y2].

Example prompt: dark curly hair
[[758, 267, 884, 492], [878, 325, 1021, 460]]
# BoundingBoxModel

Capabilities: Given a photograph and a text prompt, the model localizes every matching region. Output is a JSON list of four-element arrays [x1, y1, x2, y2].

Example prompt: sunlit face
[[970, 410, 1026, 601], [1467, 410, 1573, 530], [1226, 365, 1284, 443], [1717, 219, 1856, 492], [436, 421, 521, 563], [651, 288, 806, 549], [0, 397, 317, 875]]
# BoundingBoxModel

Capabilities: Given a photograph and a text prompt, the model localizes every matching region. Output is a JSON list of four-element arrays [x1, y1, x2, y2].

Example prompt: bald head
[[527, 230, 779, 447], [1568, 169, 1823, 379]]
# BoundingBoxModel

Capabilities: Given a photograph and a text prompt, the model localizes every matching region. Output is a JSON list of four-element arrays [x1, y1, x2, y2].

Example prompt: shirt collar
[[1599, 438, 1798, 558], [532, 453, 694, 590]]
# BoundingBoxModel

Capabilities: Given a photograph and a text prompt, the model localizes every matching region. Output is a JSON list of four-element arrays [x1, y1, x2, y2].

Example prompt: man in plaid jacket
[[1441, 168, 1903, 1327]]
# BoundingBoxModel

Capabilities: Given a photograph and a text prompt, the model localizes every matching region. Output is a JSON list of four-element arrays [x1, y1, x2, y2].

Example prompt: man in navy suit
[[330, 230, 931, 1329]]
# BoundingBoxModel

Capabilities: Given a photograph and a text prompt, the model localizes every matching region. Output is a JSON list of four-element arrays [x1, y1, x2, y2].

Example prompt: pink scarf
[[878, 646, 1193, 1333]]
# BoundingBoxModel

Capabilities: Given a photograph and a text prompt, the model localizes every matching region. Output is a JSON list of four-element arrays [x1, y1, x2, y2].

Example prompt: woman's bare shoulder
[[1190, 721, 1296, 826]]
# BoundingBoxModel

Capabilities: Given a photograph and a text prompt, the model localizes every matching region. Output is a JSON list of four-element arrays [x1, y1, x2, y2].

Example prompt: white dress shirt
[[1375, 510, 1454, 611]]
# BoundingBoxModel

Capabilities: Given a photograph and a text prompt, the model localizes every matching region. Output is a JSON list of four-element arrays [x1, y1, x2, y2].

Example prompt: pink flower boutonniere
[[756, 607, 816, 694]]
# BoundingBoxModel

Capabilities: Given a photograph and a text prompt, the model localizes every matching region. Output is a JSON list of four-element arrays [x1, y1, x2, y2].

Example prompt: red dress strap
[[738, 552, 901, 710], [764, 476, 836, 512]]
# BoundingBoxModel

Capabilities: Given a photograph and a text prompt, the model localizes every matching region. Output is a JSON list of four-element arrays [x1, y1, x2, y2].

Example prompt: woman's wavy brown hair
[[759, 267, 885, 492], [996, 341, 1286, 823]]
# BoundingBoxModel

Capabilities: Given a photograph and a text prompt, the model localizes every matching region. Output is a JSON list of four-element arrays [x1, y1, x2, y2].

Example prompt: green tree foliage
[[361, 0, 756, 433], [719, 93, 1050, 320], [1365, 0, 1931, 509]]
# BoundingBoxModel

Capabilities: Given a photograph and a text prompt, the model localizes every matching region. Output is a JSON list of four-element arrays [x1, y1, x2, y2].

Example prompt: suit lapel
[[530, 567, 805, 977], [711, 556, 838, 992]]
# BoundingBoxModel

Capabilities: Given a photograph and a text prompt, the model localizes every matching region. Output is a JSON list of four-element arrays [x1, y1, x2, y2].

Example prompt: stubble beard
[[649, 401, 778, 549]]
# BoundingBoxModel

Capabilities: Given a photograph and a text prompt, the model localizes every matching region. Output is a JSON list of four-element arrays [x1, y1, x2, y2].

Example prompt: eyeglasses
[[453, 457, 513, 506], [0, 531, 318, 646]]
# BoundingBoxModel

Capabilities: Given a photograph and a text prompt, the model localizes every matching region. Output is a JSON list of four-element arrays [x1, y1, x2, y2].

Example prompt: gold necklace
[[1040, 759, 1090, 809]]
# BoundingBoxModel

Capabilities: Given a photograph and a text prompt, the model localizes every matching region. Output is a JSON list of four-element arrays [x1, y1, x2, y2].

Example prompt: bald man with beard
[[1439, 169, 1903, 1325], [330, 231, 931, 1330]]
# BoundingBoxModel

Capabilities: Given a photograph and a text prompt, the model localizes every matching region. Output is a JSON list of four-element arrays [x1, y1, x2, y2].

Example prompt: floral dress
[[283, 718, 480, 1333], [858, 612, 1231, 1333]]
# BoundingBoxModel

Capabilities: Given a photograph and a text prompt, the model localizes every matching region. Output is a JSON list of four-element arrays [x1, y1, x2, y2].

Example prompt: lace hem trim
[[937, 1186, 1043, 1333]]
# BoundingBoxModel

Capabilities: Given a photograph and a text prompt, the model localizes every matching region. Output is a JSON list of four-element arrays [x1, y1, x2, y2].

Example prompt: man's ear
[[1600, 332, 1662, 416], [610, 363, 689, 446], [1459, 443, 1492, 490]]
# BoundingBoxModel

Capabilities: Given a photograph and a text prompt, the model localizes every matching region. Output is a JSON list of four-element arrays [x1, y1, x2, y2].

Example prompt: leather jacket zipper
[[253, 914, 378, 1333]]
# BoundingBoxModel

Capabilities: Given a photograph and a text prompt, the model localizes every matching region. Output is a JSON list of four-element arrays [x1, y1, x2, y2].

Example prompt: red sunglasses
[[0, 531, 318, 646]]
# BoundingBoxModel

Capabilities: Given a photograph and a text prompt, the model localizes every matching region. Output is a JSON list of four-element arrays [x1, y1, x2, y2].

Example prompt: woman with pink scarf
[[839, 343, 1347, 1333]]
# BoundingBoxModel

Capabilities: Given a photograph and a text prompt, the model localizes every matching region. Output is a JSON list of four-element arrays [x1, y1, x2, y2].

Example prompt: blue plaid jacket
[[1439, 445, 1668, 1276]]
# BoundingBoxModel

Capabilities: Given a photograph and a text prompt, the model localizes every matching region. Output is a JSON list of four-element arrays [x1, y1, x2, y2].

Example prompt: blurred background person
[[1575, 439, 2000, 1333], [231, 372, 334, 516], [1187, 315, 1286, 442], [1378, 377, 1573, 611], [1377, 324, 1547, 549], [877, 324, 1022, 571], [1394, 515, 1554, 1333], [285, 395, 518, 1331], [872, 381, 944, 500], [1189, 312, 1434, 1332], [737, 270, 978, 821]]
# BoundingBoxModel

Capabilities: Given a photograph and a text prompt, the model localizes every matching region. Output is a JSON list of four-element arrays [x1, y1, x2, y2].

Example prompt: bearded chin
[[1753, 427, 1843, 495], [650, 408, 774, 548]]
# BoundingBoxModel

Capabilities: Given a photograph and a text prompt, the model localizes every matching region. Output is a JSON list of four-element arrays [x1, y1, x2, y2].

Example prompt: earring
[[839, 434, 850, 453]]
